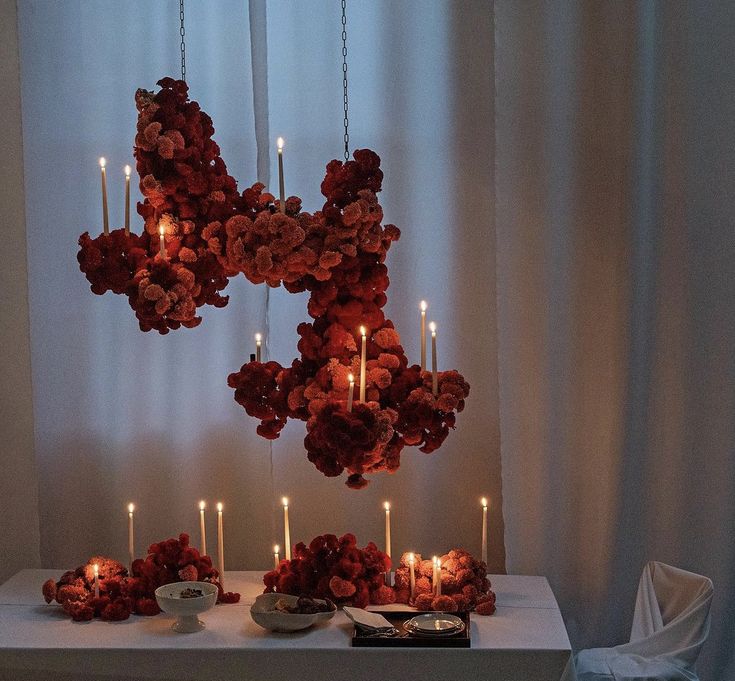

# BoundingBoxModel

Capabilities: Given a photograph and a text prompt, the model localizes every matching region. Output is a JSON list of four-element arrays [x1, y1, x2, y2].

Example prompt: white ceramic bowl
[[154, 581, 218, 633], [250, 593, 336, 633]]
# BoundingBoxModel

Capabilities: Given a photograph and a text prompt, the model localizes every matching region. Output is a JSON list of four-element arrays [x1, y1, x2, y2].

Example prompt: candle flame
[[274, 544, 280, 553], [127, 503, 134, 513], [383, 501, 390, 511], [199, 500, 206, 511], [99, 157, 106, 168], [216, 502, 223, 512], [359, 325, 366, 336], [124, 164, 131, 177], [277, 136, 284, 150], [408, 552, 415, 563], [420, 300, 427, 312], [93, 563, 99, 575], [159, 224, 165, 237], [348, 373, 354, 383], [481, 497, 488, 508], [429, 321, 437, 333], [282, 496, 289, 507], [255, 333, 262, 343]]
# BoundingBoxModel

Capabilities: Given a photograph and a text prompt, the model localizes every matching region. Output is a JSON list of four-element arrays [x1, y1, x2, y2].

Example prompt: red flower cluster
[[262, 533, 394, 608], [41, 533, 239, 622], [393, 549, 496, 615], [77, 77, 470, 485]]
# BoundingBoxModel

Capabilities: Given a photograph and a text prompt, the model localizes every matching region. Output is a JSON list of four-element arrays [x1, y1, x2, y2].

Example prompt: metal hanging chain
[[179, 0, 186, 81], [341, 0, 349, 161]]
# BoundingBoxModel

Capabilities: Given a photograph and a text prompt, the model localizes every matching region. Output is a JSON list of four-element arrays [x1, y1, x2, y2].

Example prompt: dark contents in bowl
[[274, 596, 334, 614], [179, 587, 205, 599]]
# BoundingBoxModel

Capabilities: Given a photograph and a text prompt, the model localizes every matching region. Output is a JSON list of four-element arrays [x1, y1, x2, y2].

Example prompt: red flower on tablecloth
[[76, 77, 470, 486], [393, 548, 495, 615], [262, 533, 392, 608], [41, 533, 239, 622]]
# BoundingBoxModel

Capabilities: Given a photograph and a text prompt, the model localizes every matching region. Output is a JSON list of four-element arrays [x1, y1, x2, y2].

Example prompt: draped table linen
[[0, 571, 572, 681]]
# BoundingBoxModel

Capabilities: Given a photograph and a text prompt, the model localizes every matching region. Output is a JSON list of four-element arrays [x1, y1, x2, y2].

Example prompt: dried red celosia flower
[[77, 77, 470, 486], [40, 532, 238, 622], [262, 533, 390, 608]]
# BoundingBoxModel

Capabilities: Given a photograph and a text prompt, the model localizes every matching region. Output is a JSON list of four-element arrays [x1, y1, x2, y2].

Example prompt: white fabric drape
[[495, 3, 735, 680], [16, 0, 503, 578]]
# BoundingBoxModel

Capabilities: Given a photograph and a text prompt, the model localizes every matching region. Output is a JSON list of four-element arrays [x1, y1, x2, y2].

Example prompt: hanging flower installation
[[77, 78, 470, 488]]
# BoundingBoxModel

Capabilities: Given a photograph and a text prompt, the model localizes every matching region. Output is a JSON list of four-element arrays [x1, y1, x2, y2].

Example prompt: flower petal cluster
[[393, 549, 496, 615], [262, 533, 392, 608], [40, 533, 239, 621]]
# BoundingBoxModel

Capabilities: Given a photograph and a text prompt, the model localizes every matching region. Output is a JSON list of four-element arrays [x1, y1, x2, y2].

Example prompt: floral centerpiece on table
[[263, 533, 394, 608], [42, 533, 239, 622], [393, 549, 497, 615]]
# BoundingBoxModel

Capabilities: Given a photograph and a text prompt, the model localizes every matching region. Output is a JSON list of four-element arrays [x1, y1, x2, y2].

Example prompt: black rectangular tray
[[351, 610, 471, 647]]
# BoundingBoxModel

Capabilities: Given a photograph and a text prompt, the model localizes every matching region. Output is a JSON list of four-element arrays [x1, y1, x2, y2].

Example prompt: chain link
[[341, 0, 349, 161], [179, 0, 186, 81]]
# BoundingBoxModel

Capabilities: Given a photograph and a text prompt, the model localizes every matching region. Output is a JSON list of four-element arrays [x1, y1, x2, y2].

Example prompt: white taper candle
[[99, 157, 109, 235], [199, 501, 207, 556], [282, 497, 291, 560], [277, 137, 286, 213], [359, 326, 367, 402], [216, 502, 225, 589], [481, 497, 488, 566], [127, 503, 135, 572]]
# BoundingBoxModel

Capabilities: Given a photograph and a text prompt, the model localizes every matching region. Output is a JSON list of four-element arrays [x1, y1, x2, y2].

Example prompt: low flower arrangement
[[263, 533, 394, 608], [41, 533, 239, 622], [263, 535, 496, 615]]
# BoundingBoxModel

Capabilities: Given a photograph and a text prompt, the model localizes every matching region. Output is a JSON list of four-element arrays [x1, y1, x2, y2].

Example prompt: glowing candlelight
[[158, 223, 166, 259], [199, 501, 207, 556], [359, 326, 367, 402], [216, 502, 225, 588], [282, 497, 291, 560], [481, 497, 488, 566], [384, 502, 392, 585], [124, 165, 131, 236], [436, 557, 442, 595], [347, 373, 354, 412], [127, 503, 135, 572], [99, 157, 109, 235], [93, 563, 100, 598], [432, 556, 439, 596], [408, 553, 416, 602], [430, 321, 438, 396], [273, 544, 280, 569], [420, 300, 427, 371], [255, 333, 262, 362], [277, 137, 286, 213]]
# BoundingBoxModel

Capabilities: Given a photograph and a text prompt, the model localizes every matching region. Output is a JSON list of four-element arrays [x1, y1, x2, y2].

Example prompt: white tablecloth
[[0, 570, 572, 681]]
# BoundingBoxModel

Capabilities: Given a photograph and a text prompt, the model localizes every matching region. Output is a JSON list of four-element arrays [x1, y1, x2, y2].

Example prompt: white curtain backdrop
[[495, 3, 735, 680], [16, 0, 503, 580], [8, 1, 734, 680]]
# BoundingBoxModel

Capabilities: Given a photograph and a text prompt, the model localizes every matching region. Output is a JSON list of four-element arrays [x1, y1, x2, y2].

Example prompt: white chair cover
[[575, 561, 713, 681]]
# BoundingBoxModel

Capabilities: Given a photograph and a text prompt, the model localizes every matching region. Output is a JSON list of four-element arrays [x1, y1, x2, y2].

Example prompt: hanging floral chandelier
[[76, 2, 470, 489]]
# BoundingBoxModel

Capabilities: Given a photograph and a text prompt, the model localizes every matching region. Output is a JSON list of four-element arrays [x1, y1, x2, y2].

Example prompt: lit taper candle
[[158, 223, 166, 259], [255, 333, 262, 362], [359, 326, 367, 402], [124, 165, 131, 236], [273, 544, 280, 569], [282, 497, 291, 560], [420, 300, 427, 371], [277, 137, 286, 214], [430, 321, 438, 396], [99, 157, 109, 235], [481, 497, 488, 566], [408, 553, 416, 602], [384, 501, 391, 585], [199, 501, 207, 556], [127, 503, 135, 572], [347, 373, 354, 412], [93, 563, 100, 598], [216, 502, 225, 588]]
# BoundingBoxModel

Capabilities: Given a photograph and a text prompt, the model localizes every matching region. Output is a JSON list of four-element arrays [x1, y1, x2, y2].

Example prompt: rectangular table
[[0, 570, 573, 681]]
